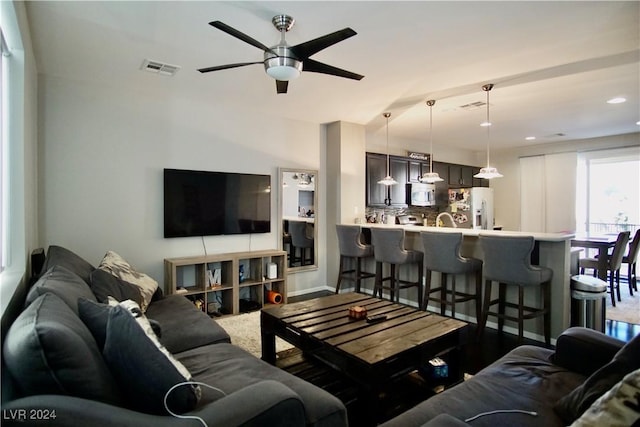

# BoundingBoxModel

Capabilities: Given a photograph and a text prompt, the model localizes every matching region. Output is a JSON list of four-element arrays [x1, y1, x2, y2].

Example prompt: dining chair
[[621, 229, 640, 295], [579, 231, 630, 306]]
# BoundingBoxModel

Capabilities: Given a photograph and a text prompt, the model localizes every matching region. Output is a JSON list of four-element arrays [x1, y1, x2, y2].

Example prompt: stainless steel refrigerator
[[446, 187, 494, 229]]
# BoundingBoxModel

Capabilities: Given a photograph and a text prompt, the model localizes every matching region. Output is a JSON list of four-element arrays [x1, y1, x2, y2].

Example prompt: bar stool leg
[[543, 281, 551, 346], [355, 258, 362, 293], [335, 255, 346, 294], [440, 273, 448, 316], [498, 283, 507, 334], [417, 260, 423, 309], [518, 286, 525, 344], [478, 280, 493, 340], [474, 269, 483, 324], [422, 270, 433, 311], [374, 261, 383, 299], [390, 264, 397, 302]]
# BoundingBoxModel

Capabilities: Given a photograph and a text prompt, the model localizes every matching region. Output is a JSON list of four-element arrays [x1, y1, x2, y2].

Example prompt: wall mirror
[[279, 168, 318, 273]]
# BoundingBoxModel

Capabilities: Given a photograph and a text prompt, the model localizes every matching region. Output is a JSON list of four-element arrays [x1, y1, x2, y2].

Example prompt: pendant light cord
[[429, 103, 434, 173], [486, 87, 491, 168], [384, 112, 391, 176]]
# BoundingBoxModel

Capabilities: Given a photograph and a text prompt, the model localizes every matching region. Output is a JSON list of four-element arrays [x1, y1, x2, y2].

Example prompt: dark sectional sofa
[[1, 246, 347, 427], [382, 326, 640, 427]]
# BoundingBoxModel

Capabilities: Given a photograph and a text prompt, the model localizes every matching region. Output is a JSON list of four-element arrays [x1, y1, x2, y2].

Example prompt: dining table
[[570, 233, 618, 281]]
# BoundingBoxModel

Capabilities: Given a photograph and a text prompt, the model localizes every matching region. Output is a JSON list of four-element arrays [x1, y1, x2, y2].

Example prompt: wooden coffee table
[[261, 292, 468, 423]]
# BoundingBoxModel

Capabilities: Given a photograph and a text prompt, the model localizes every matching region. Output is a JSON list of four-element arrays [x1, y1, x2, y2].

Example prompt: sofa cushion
[[380, 345, 586, 427], [98, 251, 158, 311], [145, 295, 231, 354], [40, 245, 95, 283], [2, 293, 121, 405], [25, 265, 97, 313], [554, 332, 640, 424], [89, 268, 143, 306], [571, 368, 640, 427], [81, 298, 200, 414], [176, 342, 347, 427]]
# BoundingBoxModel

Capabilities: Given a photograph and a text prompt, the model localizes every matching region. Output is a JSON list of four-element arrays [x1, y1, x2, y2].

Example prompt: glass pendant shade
[[473, 83, 503, 180], [421, 100, 443, 183], [378, 112, 398, 186]]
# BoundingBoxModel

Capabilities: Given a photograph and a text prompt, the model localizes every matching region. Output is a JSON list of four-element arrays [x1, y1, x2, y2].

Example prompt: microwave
[[410, 183, 436, 206]]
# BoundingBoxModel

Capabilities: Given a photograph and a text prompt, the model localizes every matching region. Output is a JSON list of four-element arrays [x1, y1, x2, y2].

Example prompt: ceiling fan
[[198, 15, 364, 94]]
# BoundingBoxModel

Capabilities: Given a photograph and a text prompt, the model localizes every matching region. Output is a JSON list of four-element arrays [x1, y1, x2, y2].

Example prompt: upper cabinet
[[366, 153, 408, 207], [448, 164, 475, 187], [366, 152, 487, 207]]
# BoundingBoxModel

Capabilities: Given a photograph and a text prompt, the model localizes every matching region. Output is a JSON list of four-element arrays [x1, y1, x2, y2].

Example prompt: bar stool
[[370, 227, 423, 306], [289, 221, 314, 266], [335, 225, 375, 294], [477, 234, 552, 345], [420, 231, 483, 323]]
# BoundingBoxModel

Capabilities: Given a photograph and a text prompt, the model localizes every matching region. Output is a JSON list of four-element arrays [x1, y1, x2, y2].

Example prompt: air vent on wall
[[140, 59, 181, 76]]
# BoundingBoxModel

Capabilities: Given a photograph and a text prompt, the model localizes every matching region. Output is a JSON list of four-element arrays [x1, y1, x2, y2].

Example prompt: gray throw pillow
[[554, 332, 640, 424], [89, 268, 143, 306], [3, 293, 121, 405], [25, 265, 97, 313], [40, 245, 95, 283], [82, 299, 199, 414]]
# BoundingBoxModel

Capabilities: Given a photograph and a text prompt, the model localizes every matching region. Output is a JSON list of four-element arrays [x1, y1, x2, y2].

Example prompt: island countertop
[[354, 223, 574, 242]]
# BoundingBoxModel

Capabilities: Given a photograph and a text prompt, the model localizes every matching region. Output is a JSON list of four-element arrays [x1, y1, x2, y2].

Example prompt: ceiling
[[24, 1, 640, 152]]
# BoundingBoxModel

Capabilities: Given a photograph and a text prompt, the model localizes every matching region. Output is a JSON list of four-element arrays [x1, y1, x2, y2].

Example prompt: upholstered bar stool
[[335, 225, 375, 294], [477, 235, 553, 345], [289, 221, 314, 266], [420, 231, 483, 322], [370, 227, 423, 306]]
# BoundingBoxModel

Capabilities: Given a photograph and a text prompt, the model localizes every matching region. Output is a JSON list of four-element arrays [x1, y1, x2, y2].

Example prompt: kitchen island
[[355, 224, 574, 343]]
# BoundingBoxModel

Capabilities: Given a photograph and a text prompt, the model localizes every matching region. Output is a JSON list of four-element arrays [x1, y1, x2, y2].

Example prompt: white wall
[[38, 75, 326, 294]]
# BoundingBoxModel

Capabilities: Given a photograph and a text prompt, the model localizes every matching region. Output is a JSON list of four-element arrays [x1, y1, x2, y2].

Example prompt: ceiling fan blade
[[209, 21, 274, 54], [198, 61, 263, 73], [276, 80, 289, 94], [302, 59, 364, 80], [290, 28, 357, 59]]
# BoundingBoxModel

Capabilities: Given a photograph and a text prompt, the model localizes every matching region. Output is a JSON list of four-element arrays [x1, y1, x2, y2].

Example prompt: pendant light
[[378, 112, 398, 186], [421, 100, 444, 183], [474, 83, 503, 179]]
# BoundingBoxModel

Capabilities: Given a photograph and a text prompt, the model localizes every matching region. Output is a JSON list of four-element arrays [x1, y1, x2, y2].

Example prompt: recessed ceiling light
[[607, 97, 626, 104], [637, 121, 640, 126], [525, 136, 536, 141], [480, 121, 492, 127]]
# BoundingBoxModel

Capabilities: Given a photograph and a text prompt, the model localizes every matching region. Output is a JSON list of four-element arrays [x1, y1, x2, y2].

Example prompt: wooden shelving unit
[[164, 249, 287, 316]]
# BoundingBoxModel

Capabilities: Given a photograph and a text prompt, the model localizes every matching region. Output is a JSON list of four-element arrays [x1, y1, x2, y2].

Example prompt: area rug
[[214, 310, 294, 358], [606, 282, 640, 325]]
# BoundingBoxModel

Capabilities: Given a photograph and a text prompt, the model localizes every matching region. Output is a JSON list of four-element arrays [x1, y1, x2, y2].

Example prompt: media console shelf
[[164, 249, 287, 316]]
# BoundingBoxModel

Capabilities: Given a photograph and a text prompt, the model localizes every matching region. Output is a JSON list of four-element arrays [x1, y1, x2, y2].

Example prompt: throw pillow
[[79, 298, 162, 350], [95, 299, 200, 414], [555, 332, 640, 424], [570, 369, 640, 427], [39, 245, 95, 284], [89, 268, 143, 306], [25, 265, 97, 313], [3, 293, 121, 405], [98, 251, 158, 311]]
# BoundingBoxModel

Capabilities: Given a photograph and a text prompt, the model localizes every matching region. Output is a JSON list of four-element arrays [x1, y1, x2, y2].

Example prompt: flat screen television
[[164, 168, 271, 238]]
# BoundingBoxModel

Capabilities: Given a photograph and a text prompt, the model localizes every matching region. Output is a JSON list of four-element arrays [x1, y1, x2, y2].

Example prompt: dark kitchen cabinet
[[366, 152, 388, 206], [366, 153, 409, 207], [448, 164, 474, 187], [472, 167, 490, 187], [408, 161, 424, 182], [389, 157, 409, 207], [432, 161, 450, 206]]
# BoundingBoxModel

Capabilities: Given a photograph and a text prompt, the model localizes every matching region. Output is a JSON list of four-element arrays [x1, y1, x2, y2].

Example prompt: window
[[577, 147, 640, 235]]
